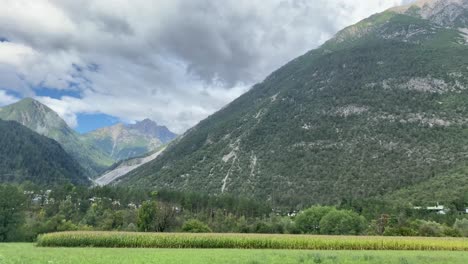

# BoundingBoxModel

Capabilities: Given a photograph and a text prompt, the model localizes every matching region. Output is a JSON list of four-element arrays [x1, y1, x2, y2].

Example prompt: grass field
[[1, 243, 468, 264], [37, 232, 468, 251]]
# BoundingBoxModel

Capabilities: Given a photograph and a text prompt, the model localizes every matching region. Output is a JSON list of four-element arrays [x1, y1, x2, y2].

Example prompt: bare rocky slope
[[94, 147, 166, 186]]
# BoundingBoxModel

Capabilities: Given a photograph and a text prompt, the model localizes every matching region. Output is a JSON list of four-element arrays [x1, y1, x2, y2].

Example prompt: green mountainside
[[0, 98, 113, 177], [119, 0, 468, 207], [0, 119, 89, 186]]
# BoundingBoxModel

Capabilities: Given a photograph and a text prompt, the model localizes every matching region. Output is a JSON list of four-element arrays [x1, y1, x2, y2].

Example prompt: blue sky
[[75, 113, 120, 134], [0, 87, 120, 133], [34, 87, 120, 133], [34, 85, 121, 133]]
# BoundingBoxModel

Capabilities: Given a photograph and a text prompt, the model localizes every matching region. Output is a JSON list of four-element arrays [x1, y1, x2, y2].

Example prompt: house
[[287, 212, 297, 217], [426, 205, 447, 215]]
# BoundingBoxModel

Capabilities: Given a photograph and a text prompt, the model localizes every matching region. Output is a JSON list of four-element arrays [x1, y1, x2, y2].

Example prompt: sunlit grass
[[2, 243, 468, 264]]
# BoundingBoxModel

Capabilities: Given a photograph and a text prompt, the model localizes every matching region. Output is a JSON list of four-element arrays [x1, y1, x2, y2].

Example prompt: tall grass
[[37, 232, 468, 251]]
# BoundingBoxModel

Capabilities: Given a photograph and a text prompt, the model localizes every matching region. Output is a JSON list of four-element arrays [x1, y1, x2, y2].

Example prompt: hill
[[0, 98, 114, 177], [119, 0, 468, 207], [0, 119, 89, 185]]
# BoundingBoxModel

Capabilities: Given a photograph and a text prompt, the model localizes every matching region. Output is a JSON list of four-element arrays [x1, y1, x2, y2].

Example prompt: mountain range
[[117, 0, 468, 207], [83, 119, 176, 161], [0, 98, 113, 177], [0, 98, 177, 179]]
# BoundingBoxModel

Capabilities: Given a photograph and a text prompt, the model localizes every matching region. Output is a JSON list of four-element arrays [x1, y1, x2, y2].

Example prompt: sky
[[0, 0, 415, 134]]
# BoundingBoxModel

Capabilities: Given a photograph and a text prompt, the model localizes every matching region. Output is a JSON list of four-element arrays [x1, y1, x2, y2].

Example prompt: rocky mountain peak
[[0, 97, 68, 133], [15, 97, 53, 113], [133, 118, 158, 130], [392, 0, 468, 27], [129, 118, 177, 144]]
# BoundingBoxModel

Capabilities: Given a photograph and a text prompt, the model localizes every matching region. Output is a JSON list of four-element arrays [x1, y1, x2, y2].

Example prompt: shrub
[[294, 206, 334, 234], [416, 220, 443, 237], [319, 209, 366, 235], [57, 220, 78, 232], [181, 220, 212, 233], [442, 227, 461, 237], [454, 218, 468, 237], [383, 227, 417, 237], [126, 223, 137, 232]]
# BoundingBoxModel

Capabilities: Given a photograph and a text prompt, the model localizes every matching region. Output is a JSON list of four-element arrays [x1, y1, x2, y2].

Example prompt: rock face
[[392, 0, 468, 27], [83, 120, 176, 161], [0, 98, 113, 177], [120, 1, 468, 207], [128, 119, 177, 144], [0, 119, 90, 186]]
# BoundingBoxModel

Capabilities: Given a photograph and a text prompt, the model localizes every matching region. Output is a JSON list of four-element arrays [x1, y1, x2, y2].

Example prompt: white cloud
[[0, 0, 410, 133], [0, 90, 19, 106]]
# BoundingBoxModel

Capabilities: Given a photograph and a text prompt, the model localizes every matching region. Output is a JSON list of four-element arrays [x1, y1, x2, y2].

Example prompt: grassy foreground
[[37, 232, 468, 251], [1, 243, 468, 264]]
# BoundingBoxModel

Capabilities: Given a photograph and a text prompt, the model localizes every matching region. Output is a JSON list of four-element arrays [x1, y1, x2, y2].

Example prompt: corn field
[[36, 232, 468, 251]]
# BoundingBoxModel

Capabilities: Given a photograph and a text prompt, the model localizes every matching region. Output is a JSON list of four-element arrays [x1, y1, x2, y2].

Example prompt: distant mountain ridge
[[128, 119, 177, 144], [119, 0, 468, 207], [0, 98, 177, 178], [0, 98, 113, 177], [391, 0, 468, 28], [83, 119, 176, 161], [0, 119, 89, 186]]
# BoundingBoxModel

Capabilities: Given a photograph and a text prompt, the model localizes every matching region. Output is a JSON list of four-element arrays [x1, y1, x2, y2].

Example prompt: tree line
[[0, 183, 467, 242]]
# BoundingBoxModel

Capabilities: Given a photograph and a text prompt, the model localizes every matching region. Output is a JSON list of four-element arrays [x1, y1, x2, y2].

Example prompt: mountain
[[119, 0, 468, 207], [128, 119, 178, 144], [0, 119, 89, 186], [94, 146, 166, 186], [83, 119, 176, 161], [0, 98, 113, 177]]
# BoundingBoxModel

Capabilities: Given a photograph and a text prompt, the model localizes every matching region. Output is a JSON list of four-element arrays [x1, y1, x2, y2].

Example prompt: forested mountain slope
[[0, 120, 89, 186], [119, 0, 468, 207], [0, 98, 113, 177]]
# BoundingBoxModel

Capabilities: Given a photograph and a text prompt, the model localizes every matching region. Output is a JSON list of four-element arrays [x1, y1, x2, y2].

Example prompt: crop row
[[36, 232, 468, 251]]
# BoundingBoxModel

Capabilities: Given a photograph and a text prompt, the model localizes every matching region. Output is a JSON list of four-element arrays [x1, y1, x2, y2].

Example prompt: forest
[[1, 183, 467, 242]]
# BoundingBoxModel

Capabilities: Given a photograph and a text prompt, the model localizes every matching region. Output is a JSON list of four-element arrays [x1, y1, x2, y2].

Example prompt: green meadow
[[1, 243, 468, 264]]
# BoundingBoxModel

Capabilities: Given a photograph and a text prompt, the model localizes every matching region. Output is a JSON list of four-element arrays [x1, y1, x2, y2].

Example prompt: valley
[[1, 1, 468, 263], [0, 98, 177, 183], [118, 0, 468, 207]]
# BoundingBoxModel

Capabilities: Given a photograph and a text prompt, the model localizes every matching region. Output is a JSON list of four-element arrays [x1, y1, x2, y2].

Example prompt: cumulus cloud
[[0, 90, 19, 106], [0, 0, 412, 133]]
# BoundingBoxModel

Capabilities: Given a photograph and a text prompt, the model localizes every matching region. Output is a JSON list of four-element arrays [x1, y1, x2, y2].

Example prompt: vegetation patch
[[37, 231, 468, 251]]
